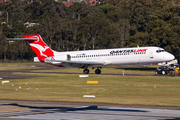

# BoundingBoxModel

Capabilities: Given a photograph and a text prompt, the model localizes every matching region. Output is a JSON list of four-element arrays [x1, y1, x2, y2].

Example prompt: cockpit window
[[156, 50, 166, 53]]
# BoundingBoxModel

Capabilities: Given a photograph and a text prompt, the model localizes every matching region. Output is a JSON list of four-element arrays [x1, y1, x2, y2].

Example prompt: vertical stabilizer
[[23, 34, 54, 62]]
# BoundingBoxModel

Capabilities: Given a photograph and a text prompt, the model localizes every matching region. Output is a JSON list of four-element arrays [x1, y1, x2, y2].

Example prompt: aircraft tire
[[83, 69, 89, 74], [95, 69, 101, 74], [162, 71, 166, 75]]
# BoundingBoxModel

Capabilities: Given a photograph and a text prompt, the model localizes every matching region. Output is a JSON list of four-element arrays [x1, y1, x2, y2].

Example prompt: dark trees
[[0, 0, 180, 62]]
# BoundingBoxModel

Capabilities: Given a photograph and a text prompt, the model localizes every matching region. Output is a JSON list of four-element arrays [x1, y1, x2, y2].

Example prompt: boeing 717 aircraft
[[8, 34, 175, 74]]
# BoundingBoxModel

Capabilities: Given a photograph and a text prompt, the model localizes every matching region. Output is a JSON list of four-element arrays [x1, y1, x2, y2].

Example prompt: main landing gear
[[83, 68, 102, 74], [95, 68, 101, 74], [83, 68, 90, 74]]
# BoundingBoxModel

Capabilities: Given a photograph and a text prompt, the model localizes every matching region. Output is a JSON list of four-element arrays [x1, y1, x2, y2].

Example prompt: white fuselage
[[50, 46, 175, 68]]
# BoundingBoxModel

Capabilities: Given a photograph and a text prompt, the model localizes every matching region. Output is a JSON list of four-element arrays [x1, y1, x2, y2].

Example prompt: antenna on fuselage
[[137, 45, 139, 48]]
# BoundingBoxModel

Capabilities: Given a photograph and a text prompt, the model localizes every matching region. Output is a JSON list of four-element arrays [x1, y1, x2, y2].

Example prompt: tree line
[[0, 0, 180, 62]]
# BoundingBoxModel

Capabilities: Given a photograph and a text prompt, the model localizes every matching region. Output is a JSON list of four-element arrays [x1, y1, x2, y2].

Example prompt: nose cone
[[165, 53, 175, 61], [170, 54, 175, 60]]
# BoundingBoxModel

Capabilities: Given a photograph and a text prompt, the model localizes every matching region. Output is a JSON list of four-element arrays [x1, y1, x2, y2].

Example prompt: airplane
[[8, 34, 175, 74]]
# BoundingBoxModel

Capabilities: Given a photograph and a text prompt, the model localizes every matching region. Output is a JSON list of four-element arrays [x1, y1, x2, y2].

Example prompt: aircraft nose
[[167, 53, 175, 61], [162, 53, 175, 61], [170, 54, 175, 60]]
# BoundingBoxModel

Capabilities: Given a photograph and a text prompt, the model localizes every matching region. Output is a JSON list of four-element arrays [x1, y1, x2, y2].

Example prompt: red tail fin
[[23, 34, 54, 62]]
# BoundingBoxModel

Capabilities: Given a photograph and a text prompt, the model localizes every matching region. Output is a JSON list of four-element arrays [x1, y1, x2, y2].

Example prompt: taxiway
[[0, 100, 180, 120]]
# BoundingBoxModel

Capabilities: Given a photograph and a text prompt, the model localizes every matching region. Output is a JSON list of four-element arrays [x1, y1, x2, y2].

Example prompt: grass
[[0, 67, 43, 70], [0, 62, 43, 70], [1, 72, 180, 106], [0, 62, 38, 65], [0, 63, 179, 106]]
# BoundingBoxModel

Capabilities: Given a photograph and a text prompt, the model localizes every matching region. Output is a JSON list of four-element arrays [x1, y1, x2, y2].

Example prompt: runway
[[0, 100, 180, 120]]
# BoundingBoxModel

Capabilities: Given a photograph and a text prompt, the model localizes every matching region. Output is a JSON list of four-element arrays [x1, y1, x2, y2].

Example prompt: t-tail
[[7, 34, 54, 62], [23, 34, 54, 62]]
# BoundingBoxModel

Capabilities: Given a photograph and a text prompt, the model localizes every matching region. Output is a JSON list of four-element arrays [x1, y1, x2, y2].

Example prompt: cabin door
[[150, 51, 154, 59]]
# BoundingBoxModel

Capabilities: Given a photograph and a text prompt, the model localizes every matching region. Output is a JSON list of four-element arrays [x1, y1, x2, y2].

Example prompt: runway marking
[[83, 95, 95, 97], [1, 81, 9, 83], [79, 75, 89, 78]]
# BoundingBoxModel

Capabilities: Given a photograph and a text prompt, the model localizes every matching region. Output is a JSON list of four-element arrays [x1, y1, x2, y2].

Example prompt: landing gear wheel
[[162, 71, 166, 75], [83, 69, 89, 74], [95, 69, 101, 74]]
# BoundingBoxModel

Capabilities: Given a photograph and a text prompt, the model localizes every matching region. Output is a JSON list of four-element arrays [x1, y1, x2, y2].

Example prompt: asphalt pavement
[[0, 100, 180, 120]]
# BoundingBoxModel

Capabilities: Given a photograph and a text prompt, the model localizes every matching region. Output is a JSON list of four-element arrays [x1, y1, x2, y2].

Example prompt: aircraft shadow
[[0, 103, 151, 118], [3, 103, 149, 113]]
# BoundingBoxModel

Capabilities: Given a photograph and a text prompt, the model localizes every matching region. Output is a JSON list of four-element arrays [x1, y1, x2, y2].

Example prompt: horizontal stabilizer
[[7, 38, 38, 41]]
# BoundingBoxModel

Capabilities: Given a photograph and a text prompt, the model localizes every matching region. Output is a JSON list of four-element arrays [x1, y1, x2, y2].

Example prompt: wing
[[44, 58, 111, 67]]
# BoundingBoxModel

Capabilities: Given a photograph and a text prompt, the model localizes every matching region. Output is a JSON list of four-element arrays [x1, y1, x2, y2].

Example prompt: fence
[[0, 52, 36, 63]]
